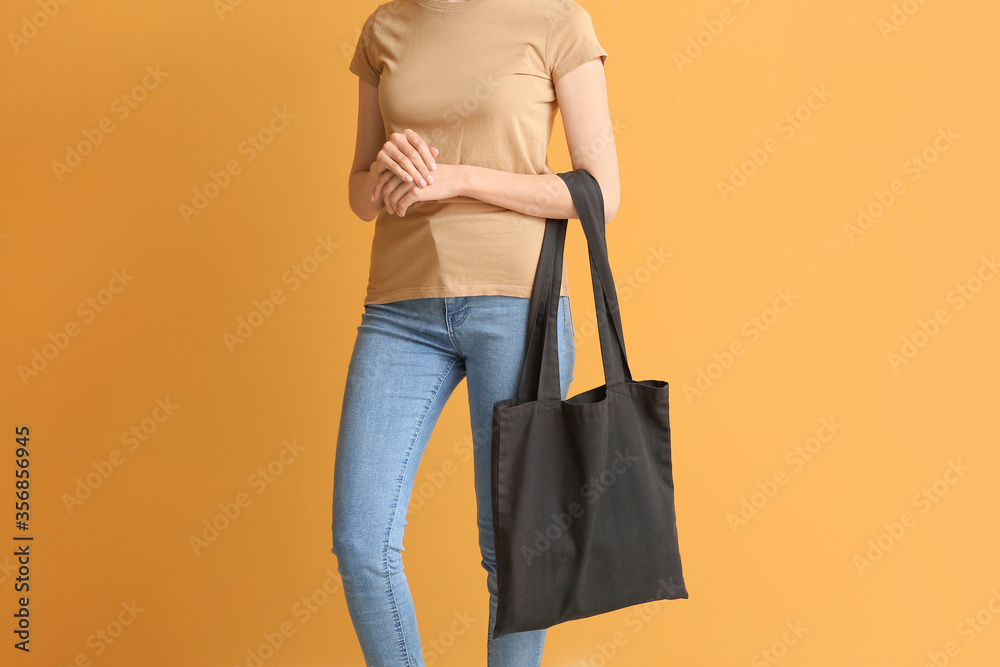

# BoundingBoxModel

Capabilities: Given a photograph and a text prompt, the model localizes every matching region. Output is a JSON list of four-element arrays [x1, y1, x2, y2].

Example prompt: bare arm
[[460, 56, 620, 223], [347, 78, 386, 222], [372, 57, 621, 224], [347, 77, 440, 221]]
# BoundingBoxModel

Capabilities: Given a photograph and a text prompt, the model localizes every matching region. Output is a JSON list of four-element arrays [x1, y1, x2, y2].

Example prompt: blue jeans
[[331, 295, 575, 666]]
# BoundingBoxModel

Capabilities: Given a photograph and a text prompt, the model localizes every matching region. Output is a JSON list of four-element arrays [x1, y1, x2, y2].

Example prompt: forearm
[[460, 165, 591, 222], [348, 163, 383, 222]]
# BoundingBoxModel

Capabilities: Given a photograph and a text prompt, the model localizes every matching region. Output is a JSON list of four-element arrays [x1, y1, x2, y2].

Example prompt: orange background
[[2, 0, 999, 665]]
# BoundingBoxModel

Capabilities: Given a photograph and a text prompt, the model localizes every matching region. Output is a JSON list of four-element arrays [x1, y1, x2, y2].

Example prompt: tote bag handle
[[516, 169, 633, 403]]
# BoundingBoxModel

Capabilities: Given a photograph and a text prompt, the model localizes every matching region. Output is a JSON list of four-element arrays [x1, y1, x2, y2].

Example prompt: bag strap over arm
[[516, 169, 632, 403]]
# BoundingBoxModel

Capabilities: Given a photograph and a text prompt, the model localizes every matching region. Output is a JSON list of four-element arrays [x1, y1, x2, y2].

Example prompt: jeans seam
[[443, 298, 467, 357], [383, 354, 462, 665]]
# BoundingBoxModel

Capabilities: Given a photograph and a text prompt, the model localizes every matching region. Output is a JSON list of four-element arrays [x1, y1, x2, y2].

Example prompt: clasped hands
[[370, 129, 463, 217]]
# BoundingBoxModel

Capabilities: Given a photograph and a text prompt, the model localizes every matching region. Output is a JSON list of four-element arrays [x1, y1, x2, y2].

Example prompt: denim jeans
[[331, 295, 575, 666]]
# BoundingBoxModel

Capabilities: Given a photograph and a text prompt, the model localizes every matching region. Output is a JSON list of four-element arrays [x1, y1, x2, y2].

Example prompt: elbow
[[348, 201, 374, 223], [348, 186, 380, 222], [355, 205, 378, 223], [604, 198, 619, 224], [603, 188, 620, 224]]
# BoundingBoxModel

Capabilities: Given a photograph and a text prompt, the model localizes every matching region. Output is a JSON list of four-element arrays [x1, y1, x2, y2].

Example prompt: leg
[[331, 298, 466, 666], [456, 295, 576, 666]]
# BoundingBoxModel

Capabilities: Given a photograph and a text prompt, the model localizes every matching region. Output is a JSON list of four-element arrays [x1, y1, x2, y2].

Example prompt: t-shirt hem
[[552, 47, 608, 83], [349, 61, 380, 88], [364, 283, 571, 306]]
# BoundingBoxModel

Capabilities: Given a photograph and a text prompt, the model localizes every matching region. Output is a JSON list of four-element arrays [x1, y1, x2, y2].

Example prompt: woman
[[332, 0, 620, 663]]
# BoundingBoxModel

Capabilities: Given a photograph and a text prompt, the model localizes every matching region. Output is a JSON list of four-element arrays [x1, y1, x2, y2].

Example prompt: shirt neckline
[[415, 0, 492, 9]]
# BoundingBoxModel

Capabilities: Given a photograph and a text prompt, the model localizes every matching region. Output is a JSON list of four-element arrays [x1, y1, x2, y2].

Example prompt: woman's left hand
[[380, 163, 466, 217]]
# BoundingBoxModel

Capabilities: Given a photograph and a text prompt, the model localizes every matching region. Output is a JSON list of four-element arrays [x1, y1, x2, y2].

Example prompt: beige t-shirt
[[350, 0, 607, 305]]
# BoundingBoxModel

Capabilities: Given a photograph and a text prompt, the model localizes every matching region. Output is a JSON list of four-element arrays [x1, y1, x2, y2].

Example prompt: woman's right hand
[[370, 129, 439, 202]]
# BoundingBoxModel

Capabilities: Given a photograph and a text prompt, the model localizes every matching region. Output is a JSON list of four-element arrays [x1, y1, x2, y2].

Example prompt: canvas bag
[[490, 169, 688, 639]]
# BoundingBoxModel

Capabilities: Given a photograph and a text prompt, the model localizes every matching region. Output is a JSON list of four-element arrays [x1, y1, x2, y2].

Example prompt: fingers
[[382, 177, 412, 216], [372, 169, 393, 202], [377, 143, 419, 186], [382, 130, 437, 186], [372, 133, 439, 201], [402, 129, 437, 178]]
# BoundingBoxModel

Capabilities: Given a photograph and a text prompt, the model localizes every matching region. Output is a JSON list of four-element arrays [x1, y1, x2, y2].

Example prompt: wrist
[[457, 164, 477, 199]]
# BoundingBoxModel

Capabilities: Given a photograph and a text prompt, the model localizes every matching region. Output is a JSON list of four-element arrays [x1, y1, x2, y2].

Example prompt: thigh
[[331, 299, 466, 553], [460, 296, 576, 552], [462, 295, 575, 418]]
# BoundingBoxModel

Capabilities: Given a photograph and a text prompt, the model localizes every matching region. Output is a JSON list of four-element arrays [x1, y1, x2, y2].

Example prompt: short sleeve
[[545, 0, 608, 83], [349, 8, 381, 87]]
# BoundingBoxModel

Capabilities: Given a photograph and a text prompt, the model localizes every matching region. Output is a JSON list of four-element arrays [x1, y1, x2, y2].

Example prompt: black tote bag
[[490, 169, 688, 640]]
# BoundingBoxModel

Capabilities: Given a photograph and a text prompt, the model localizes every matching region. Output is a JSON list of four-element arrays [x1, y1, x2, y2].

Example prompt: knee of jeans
[[481, 558, 499, 597], [332, 522, 405, 578], [478, 537, 498, 576]]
